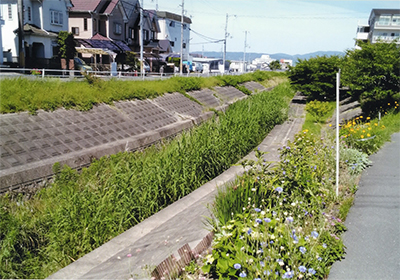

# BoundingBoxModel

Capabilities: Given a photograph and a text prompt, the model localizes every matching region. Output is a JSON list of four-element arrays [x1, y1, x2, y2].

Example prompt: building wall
[[108, 4, 124, 41], [42, 0, 70, 33], [369, 11, 400, 44], [0, 0, 18, 63], [69, 14, 92, 39], [157, 16, 190, 59]]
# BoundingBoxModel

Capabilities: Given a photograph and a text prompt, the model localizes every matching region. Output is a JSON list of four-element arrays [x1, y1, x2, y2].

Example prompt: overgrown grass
[[0, 71, 286, 114], [0, 82, 294, 279], [302, 101, 336, 135]]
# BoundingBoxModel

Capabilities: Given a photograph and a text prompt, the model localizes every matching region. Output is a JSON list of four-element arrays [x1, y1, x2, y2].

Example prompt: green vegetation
[[288, 41, 400, 116], [0, 82, 294, 279], [303, 101, 335, 135], [0, 71, 286, 114], [342, 41, 400, 116], [203, 130, 346, 279], [288, 55, 342, 101]]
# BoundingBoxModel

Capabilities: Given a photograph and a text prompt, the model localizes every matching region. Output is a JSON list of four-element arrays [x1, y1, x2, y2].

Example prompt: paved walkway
[[329, 132, 400, 280], [48, 94, 306, 280]]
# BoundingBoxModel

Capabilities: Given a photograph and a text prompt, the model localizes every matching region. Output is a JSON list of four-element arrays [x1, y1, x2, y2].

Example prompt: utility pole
[[180, 0, 184, 75], [17, 0, 25, 68], [223, 13, 228, 74], [243, 31, 248, 73], [140, 0, 144, 78]]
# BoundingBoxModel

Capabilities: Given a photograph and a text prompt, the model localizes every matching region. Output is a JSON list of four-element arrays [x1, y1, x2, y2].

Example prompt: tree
[[287, 55, 342, 101], [269, 60, 281, 71], [57, 31, 76, 60], [342, 40, 400, 116]]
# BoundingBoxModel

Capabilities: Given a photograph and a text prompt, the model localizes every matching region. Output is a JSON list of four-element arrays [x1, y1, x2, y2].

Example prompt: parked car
[[192, 62, 203, 73], [74, 57, 92, 72]]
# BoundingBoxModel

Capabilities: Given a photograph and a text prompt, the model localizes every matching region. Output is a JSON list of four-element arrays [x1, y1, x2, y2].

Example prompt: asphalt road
[[328, 132, 400, 280]]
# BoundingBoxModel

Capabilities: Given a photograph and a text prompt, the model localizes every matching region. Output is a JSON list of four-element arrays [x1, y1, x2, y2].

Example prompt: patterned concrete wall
[[0, 83, 267, 192]]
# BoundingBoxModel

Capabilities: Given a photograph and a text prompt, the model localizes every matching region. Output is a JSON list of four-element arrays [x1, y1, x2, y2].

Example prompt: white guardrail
[[0, 66, 243, 80]]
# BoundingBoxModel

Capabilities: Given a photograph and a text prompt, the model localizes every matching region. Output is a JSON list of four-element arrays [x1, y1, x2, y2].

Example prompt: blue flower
[[254, 208, 261, 212], [239, 271, 247, 278], [286, 146, 291, 150], [323, 243, 327, 248], [254, 278, 261, 280], [260, 261, 265, 267], [308, 268, 316, 275], [311, 231, 319, 238], [272, 211, 277, 216], [234, 263, 241, 269], [299, 246, 307, 254], [270, 240, 274, 244], [275, 187, 283, 193], [255, 218, 262, 224], [318, 257, 323, 261], [264, 270, 270, 276], [286, 217, 294, 223], [263, 218, 271, 223], [283, 171, 286, 175], [299, 265, 307, 273], [247, 228, 252, 234]]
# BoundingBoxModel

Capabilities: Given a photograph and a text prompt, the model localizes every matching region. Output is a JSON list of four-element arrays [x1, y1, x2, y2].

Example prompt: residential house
[[156, 11, 191, 60], [0, 0, 73, 67], [69, 0, 131, 65], [357, 9, 400, 45]]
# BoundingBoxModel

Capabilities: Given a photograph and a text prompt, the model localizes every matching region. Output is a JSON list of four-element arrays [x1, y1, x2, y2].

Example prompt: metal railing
[[0, 66, 243, 80]]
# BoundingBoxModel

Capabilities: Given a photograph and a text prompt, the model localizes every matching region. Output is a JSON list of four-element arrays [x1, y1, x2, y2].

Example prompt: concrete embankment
[[0, 81, 266, 193]]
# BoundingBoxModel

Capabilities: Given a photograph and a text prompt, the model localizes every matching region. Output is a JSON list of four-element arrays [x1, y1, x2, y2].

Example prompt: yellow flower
[[374, 123, 378, 126], [388, 103, 390, 106], [366, 117, 370, 120], [329, 124, 332, 127], [368, 127, 372, 130], [362, 130, 366, 133], [360, 116, 363, 119], [361, 135, 364, 139], [367, 134, 371, 137], [382, 125, 385, 128]]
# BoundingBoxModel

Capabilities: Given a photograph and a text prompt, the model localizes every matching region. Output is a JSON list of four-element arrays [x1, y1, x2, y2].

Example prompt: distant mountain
[[190, 51, 345, 64]]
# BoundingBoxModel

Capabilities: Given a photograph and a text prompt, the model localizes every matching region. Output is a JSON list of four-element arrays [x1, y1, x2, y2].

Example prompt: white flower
[[291, 202, 296, 206], [284, 211, 288, 216], [261, 211, 266, 216]]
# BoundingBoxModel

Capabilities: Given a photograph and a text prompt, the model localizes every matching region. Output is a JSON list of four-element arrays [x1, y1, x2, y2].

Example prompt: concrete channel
[[0, 81, 266, 193]]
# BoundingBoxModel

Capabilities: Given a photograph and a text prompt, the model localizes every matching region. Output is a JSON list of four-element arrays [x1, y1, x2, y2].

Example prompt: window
[[72, 27, 79, 35], [114, 23, 122, 34], [378, 15, 390, 25], [182, 42, 186, 49], [151, 31, 156, 40], [8, 4, 12, 20], [129, 28, 134, 39], [169, 21, 175, 27], [170, 41, 175, 47], [50, 10, 63, 25], [27, 7, 31, 21], [84, 18, 88, 31], [392, 15, 400, 25], [183, 24, 187, 29], [144, 30, 149, 41]]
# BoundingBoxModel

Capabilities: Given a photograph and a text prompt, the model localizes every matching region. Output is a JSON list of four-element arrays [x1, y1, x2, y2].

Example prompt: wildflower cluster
[[203, 130, 345, 279], [338, 102, 399, 155]]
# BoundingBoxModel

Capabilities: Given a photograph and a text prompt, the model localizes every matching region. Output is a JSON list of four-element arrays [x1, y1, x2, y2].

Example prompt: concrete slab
[[243, 81, 266, 92], [188, 88, 222, 108], [213, 86, 247, 104]]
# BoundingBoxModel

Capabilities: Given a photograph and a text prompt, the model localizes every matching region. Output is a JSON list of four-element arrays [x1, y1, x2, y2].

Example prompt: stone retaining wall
[[0, 82, 267, 193]]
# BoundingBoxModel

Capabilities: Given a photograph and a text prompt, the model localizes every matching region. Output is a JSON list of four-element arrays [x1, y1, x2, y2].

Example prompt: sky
[[143, 0, 400, 55]]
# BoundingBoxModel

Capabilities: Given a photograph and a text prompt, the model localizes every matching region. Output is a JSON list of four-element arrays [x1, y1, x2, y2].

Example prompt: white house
[[251, 54, 274, 69], [156, 11, 191, 60], [0, 0, 72, 67], [367, 9, 400, 44]]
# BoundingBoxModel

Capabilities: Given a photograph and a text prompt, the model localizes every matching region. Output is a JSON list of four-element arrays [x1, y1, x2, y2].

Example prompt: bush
[[342, 41, 400, 116], [288, 55, 343, 101], [305, 100, 334, 123]]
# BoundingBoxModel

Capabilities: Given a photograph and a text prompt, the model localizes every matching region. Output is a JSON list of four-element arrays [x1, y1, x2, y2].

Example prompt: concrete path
[[48, 94, 306, 280], [329, 132, 400, 280]]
